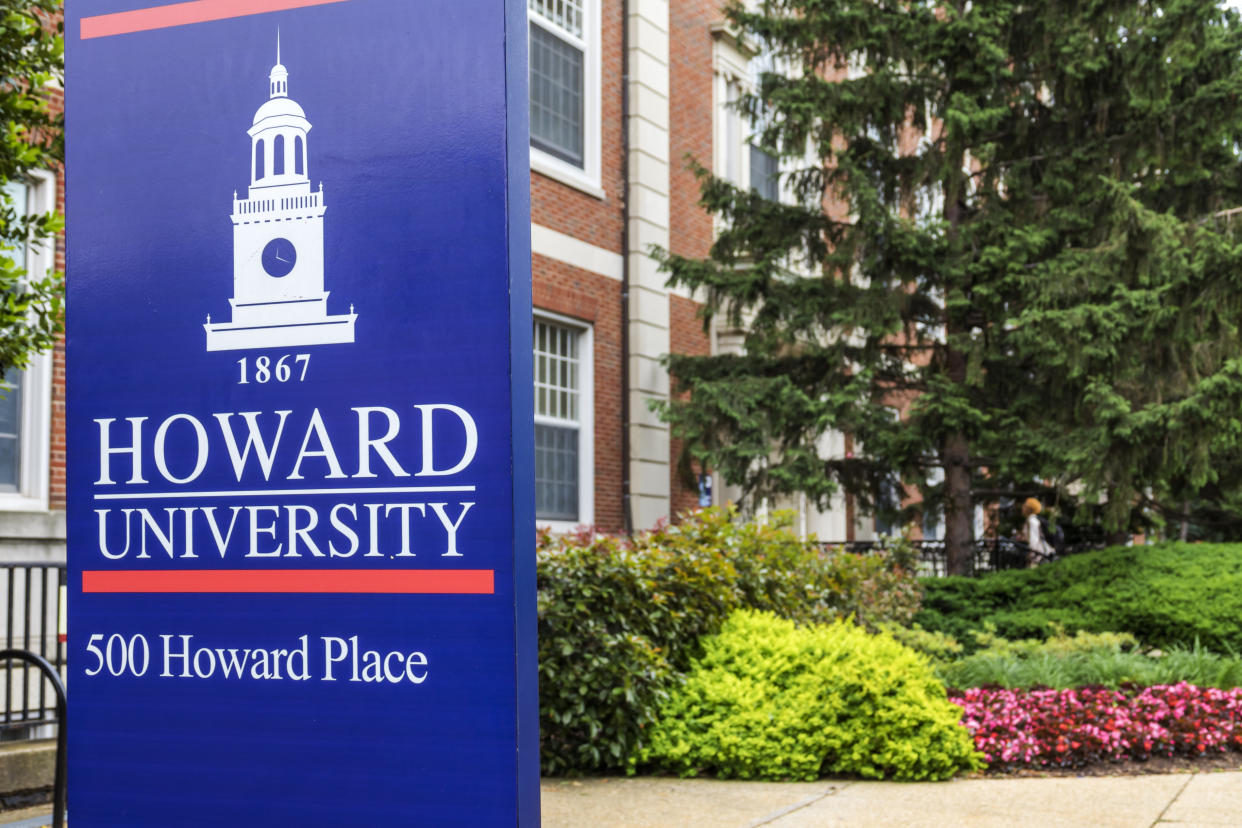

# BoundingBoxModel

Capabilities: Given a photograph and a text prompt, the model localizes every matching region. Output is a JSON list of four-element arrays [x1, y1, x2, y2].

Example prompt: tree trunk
[[942, 144, 973, 575], [942, 333, 973, 575], [1179, 499, 1191, 542], [943, 430, 974, 575]]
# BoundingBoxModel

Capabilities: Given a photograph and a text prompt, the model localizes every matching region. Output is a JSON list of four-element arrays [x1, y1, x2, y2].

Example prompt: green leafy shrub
[[880, 623, 964, 662], [536, 531, 731, 775], [965, 624, 1140, 658], [537, 508, 921, 774], [915, 543, 1242, 652], [638, 610, 982, 781]]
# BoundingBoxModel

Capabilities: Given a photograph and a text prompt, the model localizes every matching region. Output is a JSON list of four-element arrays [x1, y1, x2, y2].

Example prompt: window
[[0, 367, 22, 492], [273, 134, 285, 176], [921, 465, 944, 539], [254, 139, 265, 181], [714, 34, 785, 203], [533, 315, 593, 527], [0, 174, 53, 511], [295, 136, 305, 175], [715, 30, 760, 198], [530, 24, 582, 166], [528, 0, 601, 195], [873, 478, 902, 538], [750, 144, 779, 201]]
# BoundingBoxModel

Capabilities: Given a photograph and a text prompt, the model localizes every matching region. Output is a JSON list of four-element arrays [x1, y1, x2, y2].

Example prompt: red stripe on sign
[[82, 569, 495, 594], [80, 0, 351, 40]]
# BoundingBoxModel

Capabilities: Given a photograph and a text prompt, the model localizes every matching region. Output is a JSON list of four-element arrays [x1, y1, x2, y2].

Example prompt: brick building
[[0, 0, 883, 568], [527, 0, 867, 539]]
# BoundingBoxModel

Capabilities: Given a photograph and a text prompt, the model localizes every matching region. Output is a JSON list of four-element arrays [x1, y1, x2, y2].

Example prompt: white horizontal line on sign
[[94, 485, 478, 501]]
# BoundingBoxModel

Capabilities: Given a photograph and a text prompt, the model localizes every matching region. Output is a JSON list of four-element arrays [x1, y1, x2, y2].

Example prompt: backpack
[[1038, 516, 1066, 555]]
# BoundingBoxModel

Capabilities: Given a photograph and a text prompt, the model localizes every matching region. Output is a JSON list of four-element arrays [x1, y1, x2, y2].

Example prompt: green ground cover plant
[[914, 543, 1242, 652], [536, 508, 919, 775], [934, 627, 1242, 690], [638, 610, 982, 781]]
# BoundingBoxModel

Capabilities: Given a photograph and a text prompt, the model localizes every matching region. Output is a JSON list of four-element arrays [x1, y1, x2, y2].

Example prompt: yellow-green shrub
[[537, 508, 922, 775], [638, 610, 982, 781]]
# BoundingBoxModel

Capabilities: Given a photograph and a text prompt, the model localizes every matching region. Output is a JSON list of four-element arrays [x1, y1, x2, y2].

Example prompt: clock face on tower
[[261, 237, 297, 277]]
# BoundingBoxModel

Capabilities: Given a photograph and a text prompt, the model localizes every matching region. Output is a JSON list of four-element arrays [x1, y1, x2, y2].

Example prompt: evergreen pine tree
[[657, 0, 1242, 573]]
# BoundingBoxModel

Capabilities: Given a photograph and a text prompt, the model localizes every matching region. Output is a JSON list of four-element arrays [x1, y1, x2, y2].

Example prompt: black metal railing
[[819, 538, 1059, 576], [0, 563, 66, 735], [0, 649, 65, 828]]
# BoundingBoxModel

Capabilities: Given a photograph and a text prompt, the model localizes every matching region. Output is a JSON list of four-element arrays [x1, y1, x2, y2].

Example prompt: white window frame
[[528, 0, 603, 199], [713, 41, 753, 191], [533, 310, 594, 532], [0, 170, 54, 512]]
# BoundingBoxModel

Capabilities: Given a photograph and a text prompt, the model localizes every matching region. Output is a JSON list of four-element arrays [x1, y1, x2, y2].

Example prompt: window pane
[[530, 24, 584, 168], [2, 180, 27, 269], [750, 145, 779, 201], [0, 183, 27, 493], [0, 368, 23, 491], [533, 319, 580, 422], [535, 423, 579, 521]]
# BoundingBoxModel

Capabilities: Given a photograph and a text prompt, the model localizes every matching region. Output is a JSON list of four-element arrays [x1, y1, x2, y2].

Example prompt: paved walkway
[[0, 806, 59, 828], [1, 771, 1236, 826], [541, 771, 1242, 827]]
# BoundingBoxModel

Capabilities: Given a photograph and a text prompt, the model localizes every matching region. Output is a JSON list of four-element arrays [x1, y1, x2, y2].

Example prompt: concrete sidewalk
[[1, 771, 1235, 826], [541, 771, 1242, 827], [0, 806, 59, 828]]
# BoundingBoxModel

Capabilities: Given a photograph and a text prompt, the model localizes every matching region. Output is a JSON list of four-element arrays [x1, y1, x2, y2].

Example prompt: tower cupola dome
[[247, 32, 312, 187]]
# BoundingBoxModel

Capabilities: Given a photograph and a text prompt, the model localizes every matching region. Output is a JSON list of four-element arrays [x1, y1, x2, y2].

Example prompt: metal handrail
[[0, 649, 65, 828]]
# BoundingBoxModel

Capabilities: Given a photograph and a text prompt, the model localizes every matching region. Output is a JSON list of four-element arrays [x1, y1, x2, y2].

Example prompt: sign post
[[66, 1, 537, 823]]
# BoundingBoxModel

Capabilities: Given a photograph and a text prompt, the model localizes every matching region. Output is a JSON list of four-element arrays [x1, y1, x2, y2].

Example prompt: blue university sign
[[66, 2, 537, 824]]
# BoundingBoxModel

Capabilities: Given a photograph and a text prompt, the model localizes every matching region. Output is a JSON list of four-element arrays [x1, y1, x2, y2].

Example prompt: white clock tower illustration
[[204, 39, 357, 351]]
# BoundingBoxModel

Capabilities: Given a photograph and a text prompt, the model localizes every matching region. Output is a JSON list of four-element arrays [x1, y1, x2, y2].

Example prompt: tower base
[[204, 313, 357, 351]]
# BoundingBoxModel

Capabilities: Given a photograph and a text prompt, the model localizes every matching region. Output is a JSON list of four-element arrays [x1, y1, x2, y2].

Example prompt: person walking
[[1018, 497, 1056, 566]]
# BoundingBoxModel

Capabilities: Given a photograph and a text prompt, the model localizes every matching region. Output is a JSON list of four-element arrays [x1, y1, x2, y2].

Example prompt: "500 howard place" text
[[85, 632, 430, 685]]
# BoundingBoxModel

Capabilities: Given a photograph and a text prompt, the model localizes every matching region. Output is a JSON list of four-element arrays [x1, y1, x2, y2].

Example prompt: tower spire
[[269, 30, 288, 99]]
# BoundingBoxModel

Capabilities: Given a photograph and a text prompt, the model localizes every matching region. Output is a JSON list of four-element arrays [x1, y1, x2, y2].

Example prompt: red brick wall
[[532, 255, 624, 533], [529, 0, 624, 253], [666, 1, 715, 519], [669, 0, 715, 264], [668, 294, 710, 518], [531, 0, 627, 532], [532, 0, 721, 530]]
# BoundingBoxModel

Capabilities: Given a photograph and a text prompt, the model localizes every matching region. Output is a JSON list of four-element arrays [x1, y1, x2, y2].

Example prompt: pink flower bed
[[949, 683, 1242, 769]]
